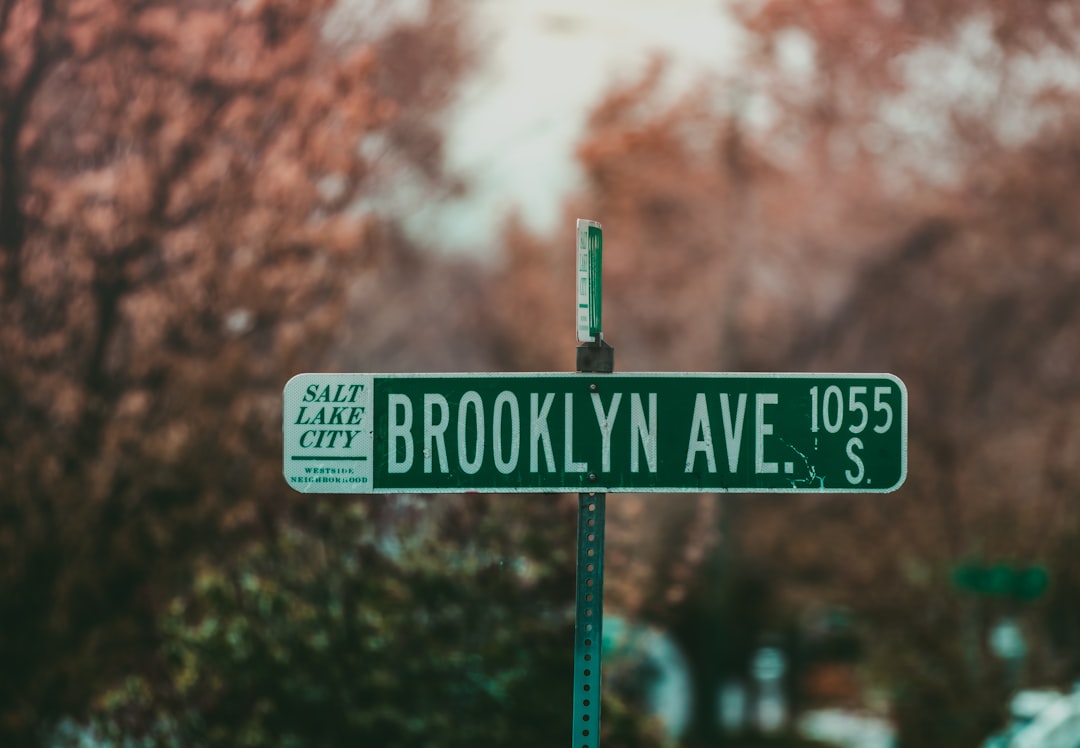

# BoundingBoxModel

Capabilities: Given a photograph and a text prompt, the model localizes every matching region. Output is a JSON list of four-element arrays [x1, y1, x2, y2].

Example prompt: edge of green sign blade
[[588, 224, 602, 338], [575, 219, 598, 343], [882, 372, 908, 493]]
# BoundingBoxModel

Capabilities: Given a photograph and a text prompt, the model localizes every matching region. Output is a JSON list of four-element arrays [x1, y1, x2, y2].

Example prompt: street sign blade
[[284, 373, 907, 495], [576, 219, 602, 342]]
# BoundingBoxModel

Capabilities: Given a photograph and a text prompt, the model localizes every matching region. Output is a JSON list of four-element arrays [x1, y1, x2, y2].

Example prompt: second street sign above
[[283, 372, 907, 494]]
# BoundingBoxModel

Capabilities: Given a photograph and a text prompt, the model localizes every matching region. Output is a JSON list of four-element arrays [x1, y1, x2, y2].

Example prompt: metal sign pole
[[572, 219, 612, 748], [572, 488, 605, 748], [572, 340, 613, 748]]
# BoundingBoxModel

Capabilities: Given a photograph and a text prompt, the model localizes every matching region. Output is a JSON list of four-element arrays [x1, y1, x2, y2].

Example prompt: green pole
[[572, 492, 605, 748], [573, 219, 613, 748]]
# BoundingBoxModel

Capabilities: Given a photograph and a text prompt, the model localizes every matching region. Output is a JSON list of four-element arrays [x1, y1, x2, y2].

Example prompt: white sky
[[404, 0, 744, 254], [342, 2, 1080, 255]]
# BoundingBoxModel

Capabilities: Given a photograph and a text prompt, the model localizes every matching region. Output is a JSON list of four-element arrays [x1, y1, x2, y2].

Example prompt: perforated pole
[[572, 218, 612, 747], [572, 490, 605, 748], [573, 339, 613, 748]]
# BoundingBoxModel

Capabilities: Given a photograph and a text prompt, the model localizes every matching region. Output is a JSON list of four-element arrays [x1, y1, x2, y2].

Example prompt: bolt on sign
[[283, 372, 907, 494]]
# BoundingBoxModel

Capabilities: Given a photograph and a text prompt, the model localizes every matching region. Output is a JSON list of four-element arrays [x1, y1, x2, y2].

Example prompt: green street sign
[[952, 563, 1049, 600], [576, 219, 603, 342], [283, 372, 907, 494]]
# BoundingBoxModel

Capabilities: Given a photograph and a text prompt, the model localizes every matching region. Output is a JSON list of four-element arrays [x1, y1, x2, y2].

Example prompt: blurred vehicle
[[603, 615, 693, 741], [984, 688, 1080, 748], [796, 708, 896, 748]]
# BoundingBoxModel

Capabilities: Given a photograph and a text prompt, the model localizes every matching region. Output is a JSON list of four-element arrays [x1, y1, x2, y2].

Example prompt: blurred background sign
[[752, 646, 788, 734], [952, 562, 1050, 600]]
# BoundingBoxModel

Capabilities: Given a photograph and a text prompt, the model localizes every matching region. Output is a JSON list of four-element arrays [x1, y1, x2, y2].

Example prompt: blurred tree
[[487, 66, 746, 628], [747, 159, 1080, 744], [63, 496, 666, 748], [487, 67, 786, 747], [730, 2, 1080, 744], [488, 2, 1080, 746], [0, 0, 477, 743]]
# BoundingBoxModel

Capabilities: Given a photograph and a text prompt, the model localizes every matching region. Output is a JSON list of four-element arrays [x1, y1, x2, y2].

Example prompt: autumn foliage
[[0, 0, 477, 742], [488, 3, 1080, 746], [5, 0, 1080, 747]]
